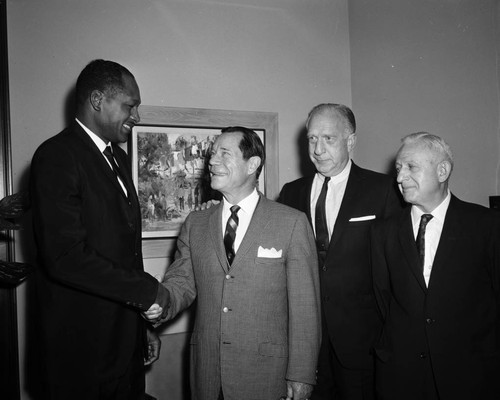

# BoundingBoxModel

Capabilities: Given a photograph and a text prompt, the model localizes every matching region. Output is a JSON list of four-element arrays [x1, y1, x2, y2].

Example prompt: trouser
[[44, 344, 145, 400]]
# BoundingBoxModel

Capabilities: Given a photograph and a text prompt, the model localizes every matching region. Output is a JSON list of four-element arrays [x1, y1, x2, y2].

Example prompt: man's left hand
[[199, 199, 220, 210], [285, 380, 313, 400], [144, 329, 161, 366]]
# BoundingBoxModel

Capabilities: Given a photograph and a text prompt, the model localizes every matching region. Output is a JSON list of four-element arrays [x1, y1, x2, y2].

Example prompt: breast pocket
[[347, 219, 375, 229], [255, 257, 284, 266]]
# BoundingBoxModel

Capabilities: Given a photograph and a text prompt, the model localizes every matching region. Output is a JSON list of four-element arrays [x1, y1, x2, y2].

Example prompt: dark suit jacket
[[162, 195, 321, 400], [372, 195, 500, 400], [278, 162, 402, 369], [30, 122, 159, 386]]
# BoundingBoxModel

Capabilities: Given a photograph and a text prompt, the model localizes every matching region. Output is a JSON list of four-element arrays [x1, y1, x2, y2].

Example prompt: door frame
[[0, 0, 21, 398]]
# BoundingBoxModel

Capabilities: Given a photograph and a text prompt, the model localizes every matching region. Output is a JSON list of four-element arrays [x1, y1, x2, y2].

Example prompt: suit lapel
[[73, 124, 130, 201], [426, 195, 459, 290], [231, 195, 269, 270], [328, 163, 361, 251], [398, 209, 427, 292], [209, 204, 230, 273], [111, 144, 136, 203]]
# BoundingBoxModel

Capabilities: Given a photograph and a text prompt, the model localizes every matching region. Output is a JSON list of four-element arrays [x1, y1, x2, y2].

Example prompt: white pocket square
[[257, 246, 282, 258], [349, 215, 376, 222]]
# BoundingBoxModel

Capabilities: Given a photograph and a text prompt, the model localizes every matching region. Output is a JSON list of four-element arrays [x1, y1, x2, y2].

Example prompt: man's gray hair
[[305, 103, 356, 135], [401, 132, 454, 172]]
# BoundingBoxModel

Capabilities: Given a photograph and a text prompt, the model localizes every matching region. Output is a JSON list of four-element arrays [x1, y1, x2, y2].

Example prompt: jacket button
[[420, 352, 426, 359], [322, 266, 327, 271], [222, 307, 229, 313], [426, 318, 434, 324]]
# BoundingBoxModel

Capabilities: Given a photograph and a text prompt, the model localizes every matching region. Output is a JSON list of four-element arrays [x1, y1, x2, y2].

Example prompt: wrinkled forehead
[[308, 112, 348, 135], [213, 131, 242, 150], [396, 142, 440, 165]]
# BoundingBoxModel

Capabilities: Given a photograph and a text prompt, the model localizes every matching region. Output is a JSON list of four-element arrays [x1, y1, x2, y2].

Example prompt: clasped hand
[[142, 303, 163, 322]]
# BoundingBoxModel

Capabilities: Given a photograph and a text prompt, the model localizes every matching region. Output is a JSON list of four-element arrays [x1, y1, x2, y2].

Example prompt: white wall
[[7, 1, 352, 398], [8, 0, 351, 191], [349, 0, 500, 206]]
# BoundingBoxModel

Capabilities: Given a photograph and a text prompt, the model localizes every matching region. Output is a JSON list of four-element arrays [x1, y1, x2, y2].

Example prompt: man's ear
[[347, 133, 357, 153], [247, 156, 261, 175], [437, 160, 452, 183], [90, 90, 104, 111]]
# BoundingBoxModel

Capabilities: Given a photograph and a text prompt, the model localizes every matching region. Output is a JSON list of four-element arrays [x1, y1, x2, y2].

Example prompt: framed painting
[[130, 106, 278, 245]]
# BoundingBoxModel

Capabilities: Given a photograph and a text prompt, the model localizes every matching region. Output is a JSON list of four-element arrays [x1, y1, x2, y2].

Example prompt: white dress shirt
[[310, 160, 352, 238], [222, 188, 259, 253], [76, 118, 128, 195], [411, 190, 451, 286]]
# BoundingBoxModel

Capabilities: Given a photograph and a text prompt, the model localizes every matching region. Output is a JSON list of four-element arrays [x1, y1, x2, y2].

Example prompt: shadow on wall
[[18, 85, 77, 398], [296, 125, 316, 178], [64, 86, 76, 127], [383, 156, 397, 176]]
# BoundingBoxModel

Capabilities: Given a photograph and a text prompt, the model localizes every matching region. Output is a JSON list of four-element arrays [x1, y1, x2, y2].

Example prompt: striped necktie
[[224, 205, 240, 265]]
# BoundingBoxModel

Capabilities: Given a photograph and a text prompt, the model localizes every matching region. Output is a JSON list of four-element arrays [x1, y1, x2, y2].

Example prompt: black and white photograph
[[4, 1, 500, 400]]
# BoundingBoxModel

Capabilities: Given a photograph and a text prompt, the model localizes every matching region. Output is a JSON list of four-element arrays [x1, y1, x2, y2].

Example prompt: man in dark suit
[[372, 132, 500, 400], [278, 103, 402, 400], [146, 126, 321, 400], [30, 59, 169, 400]]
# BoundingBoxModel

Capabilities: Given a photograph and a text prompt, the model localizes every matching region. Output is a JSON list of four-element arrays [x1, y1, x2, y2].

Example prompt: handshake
[[141, 273, 169, 323], [142, 303, 164, 323]]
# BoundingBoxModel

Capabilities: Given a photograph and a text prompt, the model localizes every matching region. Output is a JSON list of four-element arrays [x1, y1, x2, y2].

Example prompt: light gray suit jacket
[[163, 194, 321, 400]]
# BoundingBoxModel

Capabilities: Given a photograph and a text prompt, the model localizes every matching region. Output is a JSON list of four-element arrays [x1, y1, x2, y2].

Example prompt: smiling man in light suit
[[147, 126, 321, 400]]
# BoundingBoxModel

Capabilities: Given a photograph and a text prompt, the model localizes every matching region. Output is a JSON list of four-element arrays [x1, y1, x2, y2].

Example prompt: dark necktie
[[315, 177, 330, 264], [416, 213, 433, 270], [103, 146, 128, 195], [224, 205, 240, 266]]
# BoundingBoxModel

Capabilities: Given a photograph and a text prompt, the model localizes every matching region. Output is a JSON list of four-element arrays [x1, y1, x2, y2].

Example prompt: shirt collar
[[75, 118, 108, 153], [316, 159, 352, 185], [411, 190, 451, 225], [223, 188, 259, 216]]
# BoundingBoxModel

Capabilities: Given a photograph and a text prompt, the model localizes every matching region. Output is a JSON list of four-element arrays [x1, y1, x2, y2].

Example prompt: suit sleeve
[[285, 212, 322, 385], [371, 221, 391, 321], [160, 214, 197, 320], [31, 140, 159, 310], [490, 213, 500, 308]]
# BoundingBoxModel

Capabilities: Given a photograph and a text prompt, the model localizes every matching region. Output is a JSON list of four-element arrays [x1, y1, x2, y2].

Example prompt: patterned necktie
[[224, 205, 240, 265], [416, 213, 433, 270], [315, 177, 330, 263], [103, 146, 128, 196]]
